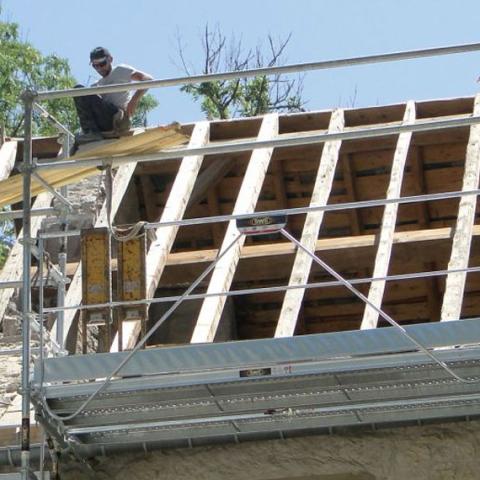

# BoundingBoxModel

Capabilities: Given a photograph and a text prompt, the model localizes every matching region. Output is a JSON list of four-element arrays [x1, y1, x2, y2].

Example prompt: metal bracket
[[236, 214, 287, 235], [20, 89, 38, 104]]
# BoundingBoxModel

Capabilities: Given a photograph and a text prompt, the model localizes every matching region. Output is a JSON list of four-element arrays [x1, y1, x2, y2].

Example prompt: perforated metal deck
[[32, 319, 480, 456]]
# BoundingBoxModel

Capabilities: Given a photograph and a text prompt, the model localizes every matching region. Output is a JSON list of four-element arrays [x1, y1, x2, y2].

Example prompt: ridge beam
[[275, 109, 344, 338], [191, 113, 279, 344], [361, 101, 416, 330], [114, 121, 210, 352], [441, 94, 480, 321]]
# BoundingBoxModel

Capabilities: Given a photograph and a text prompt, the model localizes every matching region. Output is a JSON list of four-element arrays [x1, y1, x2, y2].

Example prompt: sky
[[2, 0, 480, 126]]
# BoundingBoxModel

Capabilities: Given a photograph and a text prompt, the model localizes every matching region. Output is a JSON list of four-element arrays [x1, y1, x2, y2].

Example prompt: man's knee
[[74, 85, 88, 106]]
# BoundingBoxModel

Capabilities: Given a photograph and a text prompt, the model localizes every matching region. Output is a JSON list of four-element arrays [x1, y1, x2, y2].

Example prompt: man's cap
[[90, 47, 111, 61]]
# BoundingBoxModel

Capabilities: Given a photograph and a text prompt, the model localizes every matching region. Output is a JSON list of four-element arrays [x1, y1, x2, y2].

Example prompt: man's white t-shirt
[[93, 64, 135, 109]]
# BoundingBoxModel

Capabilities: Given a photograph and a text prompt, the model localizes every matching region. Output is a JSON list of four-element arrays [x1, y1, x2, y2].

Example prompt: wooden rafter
[[113, 121, 210, 351], [274, 109, 345, 338], [187, 158, 236, 208], [441, 94, 480, 321], [361, 101, 416, 330], [139, 175, 157, 220], [191, 113, 279, 344]]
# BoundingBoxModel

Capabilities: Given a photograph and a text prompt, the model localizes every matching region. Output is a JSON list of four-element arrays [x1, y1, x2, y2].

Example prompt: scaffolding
[[1, 41, 480, 478]]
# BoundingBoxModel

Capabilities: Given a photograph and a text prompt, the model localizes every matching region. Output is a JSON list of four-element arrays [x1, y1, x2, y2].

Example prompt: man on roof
[[74, 47, 153, 144]]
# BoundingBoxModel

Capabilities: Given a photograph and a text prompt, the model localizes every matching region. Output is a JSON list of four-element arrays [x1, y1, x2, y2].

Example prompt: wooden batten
[[361, 101, 416, 330]]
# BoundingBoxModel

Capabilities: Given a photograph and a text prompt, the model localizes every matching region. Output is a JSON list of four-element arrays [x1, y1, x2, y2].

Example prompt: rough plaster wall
[[60, 420, 480, 480], [0, 337, 22, 420]]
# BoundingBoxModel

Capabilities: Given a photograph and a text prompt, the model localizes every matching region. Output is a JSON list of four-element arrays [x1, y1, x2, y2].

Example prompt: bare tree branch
[[176, 26, 306, 119]]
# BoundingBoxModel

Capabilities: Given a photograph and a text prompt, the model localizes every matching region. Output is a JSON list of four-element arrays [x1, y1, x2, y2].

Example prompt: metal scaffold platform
[[32, 319, 480, 454]]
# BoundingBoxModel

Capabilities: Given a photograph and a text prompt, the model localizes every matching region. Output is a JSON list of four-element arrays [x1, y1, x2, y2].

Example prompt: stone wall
[[59, 420, 480, 480]]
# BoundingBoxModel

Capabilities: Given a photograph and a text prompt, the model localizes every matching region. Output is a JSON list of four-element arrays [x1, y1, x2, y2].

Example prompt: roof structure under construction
[[1, 44, 480, 477]]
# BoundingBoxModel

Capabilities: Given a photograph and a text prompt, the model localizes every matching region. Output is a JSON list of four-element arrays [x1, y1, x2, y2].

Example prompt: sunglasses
[[91, 59, 108, 69]]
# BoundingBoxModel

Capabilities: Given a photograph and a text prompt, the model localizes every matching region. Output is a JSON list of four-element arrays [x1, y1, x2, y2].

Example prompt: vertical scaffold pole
[[20, 90, 35, 480], [56, 133, 70, 348]]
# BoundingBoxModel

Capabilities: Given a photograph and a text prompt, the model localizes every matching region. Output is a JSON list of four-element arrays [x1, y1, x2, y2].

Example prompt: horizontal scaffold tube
[[34, 41, 480, 101], [35, 188, 480, 238], [36, 113, 480, 172]]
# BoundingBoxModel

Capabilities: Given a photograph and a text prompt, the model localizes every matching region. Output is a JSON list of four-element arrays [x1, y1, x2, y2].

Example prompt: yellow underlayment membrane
[[0, 123, 189, 208]]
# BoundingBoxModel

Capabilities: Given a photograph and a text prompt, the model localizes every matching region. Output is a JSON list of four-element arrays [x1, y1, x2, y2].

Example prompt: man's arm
[[126, 70, 154, 118]]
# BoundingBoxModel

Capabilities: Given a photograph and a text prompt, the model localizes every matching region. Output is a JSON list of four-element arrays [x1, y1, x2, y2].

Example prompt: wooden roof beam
[[164, 224, 480, 266], [191, 113, 279, 343], [441, 94, 480, 321], [361, 101, 415, 329], [48, 223, 480, 276], [275, 109, 344, 338]]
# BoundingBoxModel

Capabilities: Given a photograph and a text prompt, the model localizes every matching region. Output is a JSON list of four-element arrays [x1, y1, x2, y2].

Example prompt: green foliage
[[0, 11, 79, 262], [131, 94, 159, 127], [182, 75, 304, 120], [0, 12, 79, 136]]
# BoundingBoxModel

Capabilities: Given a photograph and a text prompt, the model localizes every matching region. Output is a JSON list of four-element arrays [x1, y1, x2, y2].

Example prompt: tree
[[176, 25, 306, 120], [0, 15, 79, 136], [131, 94, 159, 128]]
